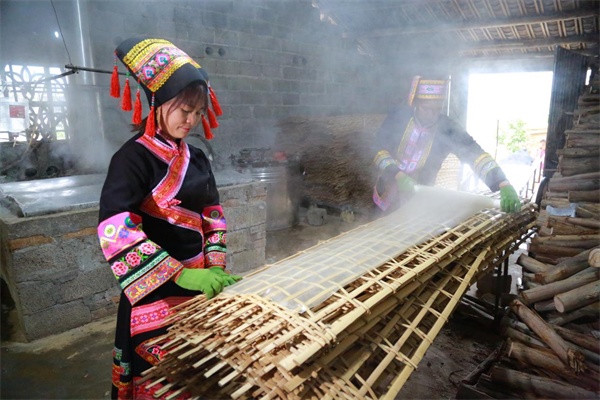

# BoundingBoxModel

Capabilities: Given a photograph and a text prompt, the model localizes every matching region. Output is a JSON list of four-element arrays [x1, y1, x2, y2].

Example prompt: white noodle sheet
[[225, 186, 499, 313]]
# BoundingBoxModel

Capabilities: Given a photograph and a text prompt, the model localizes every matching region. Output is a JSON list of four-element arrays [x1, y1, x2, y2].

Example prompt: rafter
[[342, 9, 598, 38]]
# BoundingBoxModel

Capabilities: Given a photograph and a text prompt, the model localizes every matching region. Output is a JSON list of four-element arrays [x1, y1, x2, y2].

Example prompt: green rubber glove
[[174, 268, 226, 299], [500, 184, 521, 213], [209, 267, 243, 287], [395, 172, 416, 193]]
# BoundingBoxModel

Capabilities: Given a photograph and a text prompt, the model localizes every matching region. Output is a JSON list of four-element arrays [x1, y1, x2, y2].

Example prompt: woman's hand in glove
[[209, 267, 243, 287], [395, 171, 416, 193], [175, 268, 226, 299], [500, 184, 521, 213]]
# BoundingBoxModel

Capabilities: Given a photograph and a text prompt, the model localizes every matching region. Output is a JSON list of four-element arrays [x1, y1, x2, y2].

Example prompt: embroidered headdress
[[407, 75, 449, 106], [110, 37, 222, 139]]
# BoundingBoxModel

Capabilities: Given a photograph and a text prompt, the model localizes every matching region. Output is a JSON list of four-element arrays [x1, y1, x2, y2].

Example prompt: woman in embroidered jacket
[[372, 76, 521, 214], [97, 37, 241, 399]]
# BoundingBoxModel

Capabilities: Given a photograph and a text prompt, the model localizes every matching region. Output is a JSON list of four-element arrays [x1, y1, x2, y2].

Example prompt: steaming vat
[[233, 148, 300, 231]]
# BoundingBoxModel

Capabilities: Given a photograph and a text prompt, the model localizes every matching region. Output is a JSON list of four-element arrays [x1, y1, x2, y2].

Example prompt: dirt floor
[[0, 211, 522, 400]]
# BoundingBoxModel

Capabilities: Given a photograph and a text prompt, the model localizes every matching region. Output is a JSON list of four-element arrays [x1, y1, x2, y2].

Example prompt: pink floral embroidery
[[139, 243, 157, 255], [126, 252, 142, 266], [111, 262, 129, 276]]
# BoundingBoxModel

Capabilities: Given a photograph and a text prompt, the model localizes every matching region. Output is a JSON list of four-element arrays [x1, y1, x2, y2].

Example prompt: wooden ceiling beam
[[344, 9, 598, 38], [463, 33, 599, 52]]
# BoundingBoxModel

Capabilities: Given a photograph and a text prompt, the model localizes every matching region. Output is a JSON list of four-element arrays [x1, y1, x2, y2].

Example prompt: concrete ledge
[[0, 179, 266, 342]]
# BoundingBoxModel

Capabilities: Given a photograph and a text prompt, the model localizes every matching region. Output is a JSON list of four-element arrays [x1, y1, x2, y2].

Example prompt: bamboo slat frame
[[140, 194, 536, 399]]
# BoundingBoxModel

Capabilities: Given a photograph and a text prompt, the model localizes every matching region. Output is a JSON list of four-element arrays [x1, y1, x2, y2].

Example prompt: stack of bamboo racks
[[455, 71, 600, 399], [139, 188, 536, 399]]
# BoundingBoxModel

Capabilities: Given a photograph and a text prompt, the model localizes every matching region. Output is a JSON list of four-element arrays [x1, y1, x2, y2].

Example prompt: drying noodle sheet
[[226, 186, 499, 312]]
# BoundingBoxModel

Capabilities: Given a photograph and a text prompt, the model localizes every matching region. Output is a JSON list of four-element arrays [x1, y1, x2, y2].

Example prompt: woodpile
[[532, 72, 600, 264], [456, 72, 600, 399], [139, 188, 536, 399]]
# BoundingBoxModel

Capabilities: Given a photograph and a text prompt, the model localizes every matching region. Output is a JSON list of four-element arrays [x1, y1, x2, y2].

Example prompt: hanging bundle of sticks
[[274, 115, 461, 213], [275, 114, 385, 212], [138, 188, 536, 399]]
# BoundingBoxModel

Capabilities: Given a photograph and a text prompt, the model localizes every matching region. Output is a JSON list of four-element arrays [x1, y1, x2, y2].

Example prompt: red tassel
[[132, 89, 142, 124], [144, 94, 156, 137], [208, 87, 222, 116], [110, 65, 120, 98], [144, 105, 156, 137], [121, 79, 132, 111], [207, 107, 219, 128], [202, 115, 214, 140]]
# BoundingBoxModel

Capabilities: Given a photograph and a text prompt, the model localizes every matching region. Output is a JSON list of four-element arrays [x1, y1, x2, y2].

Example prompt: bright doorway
[[463, 71, 553, 195]]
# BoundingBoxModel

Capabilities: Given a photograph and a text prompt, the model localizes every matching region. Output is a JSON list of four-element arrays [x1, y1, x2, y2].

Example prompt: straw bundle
[[276, 115, 462, 212], [140, 188, 536, 399], [276, 114, 385, 212]]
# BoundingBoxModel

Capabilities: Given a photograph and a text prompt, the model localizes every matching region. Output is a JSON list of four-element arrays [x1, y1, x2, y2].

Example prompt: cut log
[[554, 280, 600, 313], [576, 203, 600, 220], [528, 243, 585, 258], [545, 221, 599, 236], [510, 299, 586, 373], [566, 132, 600, 148], [552, 324, 600, 354], [507, 340, 600, 393], [569, 190, 600, 203], [489, 366, 598, 399], [557, 147, 600, 158], [504, 326, 547, 350], [547, 172, 600, 192], [547, 216, 600, 230], [535, 247, 597, 284], [546, 302, 600, 326], [589, 248, 600, 268], [520, 267, 598, 304], [558, 156, 600, 177], [516, 253, 551, 273], [545, 191, 569, 199], [533, 234, 600, 248], [534, 299, 557, 312]]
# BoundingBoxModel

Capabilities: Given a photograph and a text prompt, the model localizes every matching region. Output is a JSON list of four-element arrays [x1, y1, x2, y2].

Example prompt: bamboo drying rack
[[139, 189, 537, 399]]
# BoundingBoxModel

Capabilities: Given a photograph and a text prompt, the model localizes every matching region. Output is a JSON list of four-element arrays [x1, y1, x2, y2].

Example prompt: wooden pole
[[509, 299, 586, 373], [516, 253, 551, 273]]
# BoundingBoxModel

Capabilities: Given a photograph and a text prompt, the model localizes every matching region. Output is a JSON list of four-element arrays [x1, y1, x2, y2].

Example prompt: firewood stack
[[532, 70, 600, 264], [456, 71, 600, 399]]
